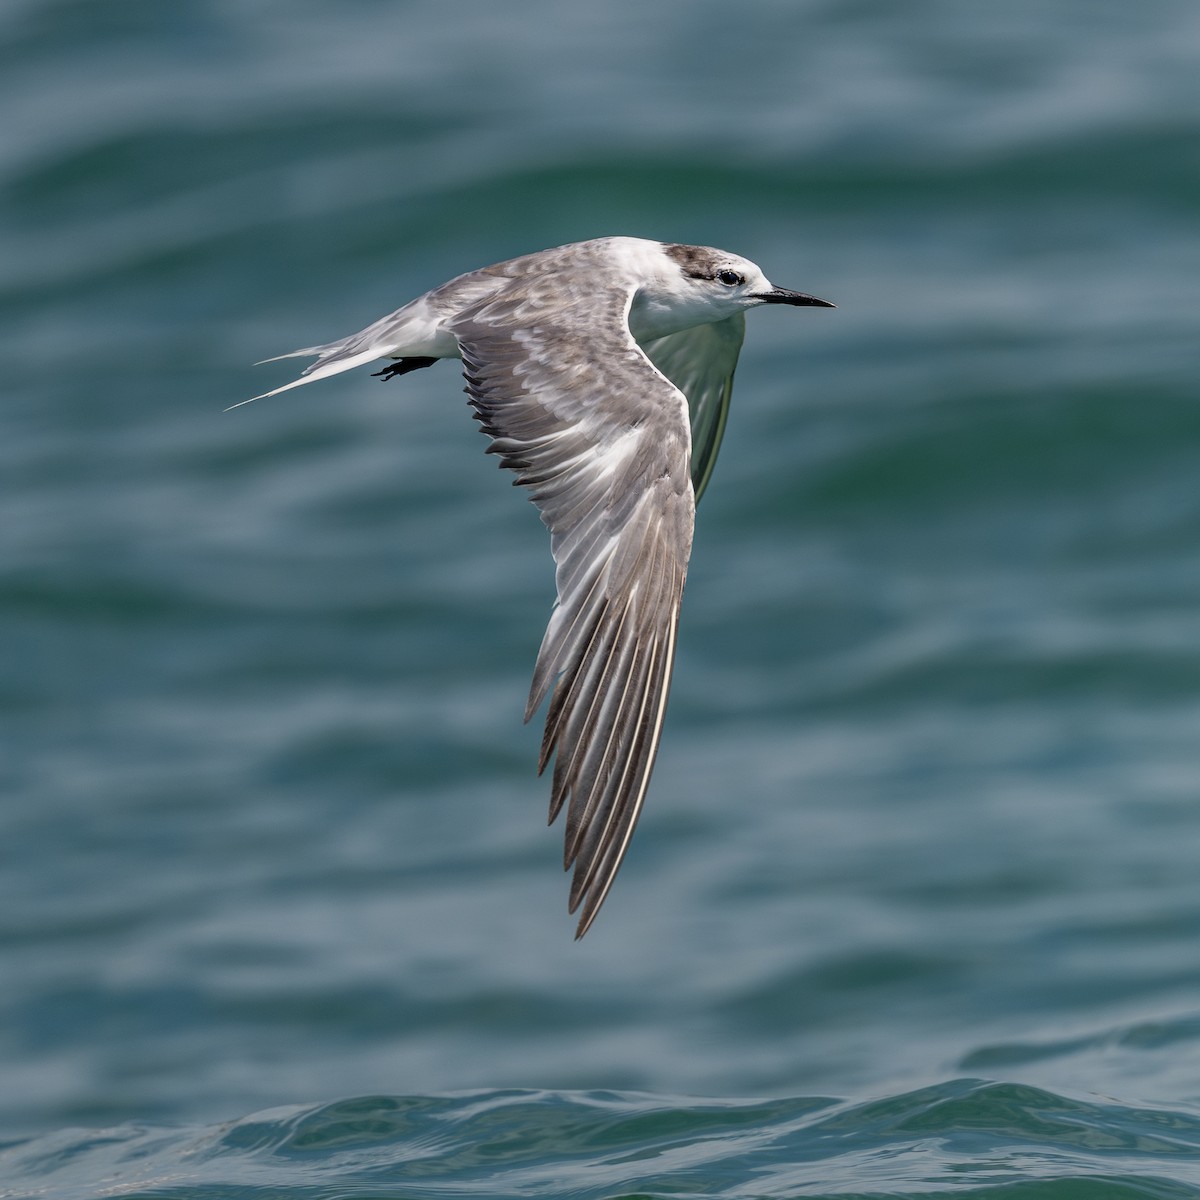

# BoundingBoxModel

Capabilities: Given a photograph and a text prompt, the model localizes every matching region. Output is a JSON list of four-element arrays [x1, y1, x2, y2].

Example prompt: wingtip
[[570, 899, 591, 940]]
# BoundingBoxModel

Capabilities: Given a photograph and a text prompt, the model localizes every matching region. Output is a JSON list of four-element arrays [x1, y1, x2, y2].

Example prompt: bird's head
[[658, 242, 834, 323], [624, 241, 830, 340]]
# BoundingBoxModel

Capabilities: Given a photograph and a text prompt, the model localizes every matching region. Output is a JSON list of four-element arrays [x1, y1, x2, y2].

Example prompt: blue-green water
[[3, 1, 1200, 1196]]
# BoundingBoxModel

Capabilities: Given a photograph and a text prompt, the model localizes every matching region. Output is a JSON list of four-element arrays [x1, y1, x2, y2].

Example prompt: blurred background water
[[3, 1, 1200, 1196]]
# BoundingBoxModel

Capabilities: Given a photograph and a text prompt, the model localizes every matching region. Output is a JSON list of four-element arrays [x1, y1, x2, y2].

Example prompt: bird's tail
[[230, 337, 388, 410]]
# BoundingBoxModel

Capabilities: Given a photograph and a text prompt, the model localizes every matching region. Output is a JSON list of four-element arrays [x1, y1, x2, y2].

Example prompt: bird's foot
[[372, 357, 439, 381]]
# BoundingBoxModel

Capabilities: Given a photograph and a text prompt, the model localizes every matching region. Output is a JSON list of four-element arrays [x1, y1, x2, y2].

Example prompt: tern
[[248, 236, 833, 937]]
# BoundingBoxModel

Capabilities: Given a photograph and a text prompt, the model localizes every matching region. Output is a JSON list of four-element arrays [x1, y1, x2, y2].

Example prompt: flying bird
[[247, 236, 833, 937]]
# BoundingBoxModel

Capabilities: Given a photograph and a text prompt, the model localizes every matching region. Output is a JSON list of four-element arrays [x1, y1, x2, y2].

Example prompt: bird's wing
[[640, 313, 745, 503], [451, 281, 696, 938]]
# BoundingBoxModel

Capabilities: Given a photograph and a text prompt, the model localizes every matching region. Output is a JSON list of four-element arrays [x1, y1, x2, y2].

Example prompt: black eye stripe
[[687, 269, 746, 286]]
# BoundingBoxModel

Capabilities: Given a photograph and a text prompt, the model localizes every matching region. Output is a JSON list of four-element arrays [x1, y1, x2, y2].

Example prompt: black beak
[[755, 288, 835, 308]]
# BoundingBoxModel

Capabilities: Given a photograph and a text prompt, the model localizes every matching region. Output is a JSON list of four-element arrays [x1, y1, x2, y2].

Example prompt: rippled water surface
[[3, 1, 1200, 1196]]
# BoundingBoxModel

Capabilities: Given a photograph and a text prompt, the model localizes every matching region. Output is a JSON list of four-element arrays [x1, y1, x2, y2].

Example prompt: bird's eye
[[715, 269, 744, 287]]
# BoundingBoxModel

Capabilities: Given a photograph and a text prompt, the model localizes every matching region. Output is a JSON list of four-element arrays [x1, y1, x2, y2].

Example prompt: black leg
[[372, 356, 439, 381]]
